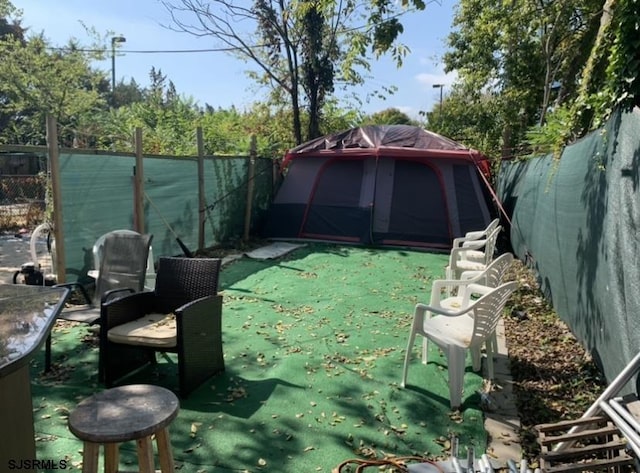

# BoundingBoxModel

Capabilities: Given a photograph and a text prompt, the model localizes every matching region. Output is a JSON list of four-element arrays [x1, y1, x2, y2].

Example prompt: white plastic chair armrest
[[462, 238, 487, 249], [415, 301, 471, 318], [430, 273, 488, 305], [452, 233, 485, 249], [465, 230, 486, 240]]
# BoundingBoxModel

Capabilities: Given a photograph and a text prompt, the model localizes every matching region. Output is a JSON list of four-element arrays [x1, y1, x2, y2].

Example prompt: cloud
[[415, 71, 458, 89]]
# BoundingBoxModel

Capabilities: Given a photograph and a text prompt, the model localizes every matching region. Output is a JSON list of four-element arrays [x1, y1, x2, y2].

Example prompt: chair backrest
[[479, 225, 502, 265], [93, 229, 156, 290], [94, 233, 153, 304], [481, 252, 514, 288], [468, 281, 518, 347], [92, 229, 140, 271], [153, 257, 222, 312], [30, 222, 56, 281], [484, 218, 500, 235], [453, 218, 501, 249]]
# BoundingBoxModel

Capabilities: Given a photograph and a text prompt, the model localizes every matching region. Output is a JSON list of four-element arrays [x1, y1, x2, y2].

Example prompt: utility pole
[[432, 84, 444, 121], [111, 36, 126, 106]]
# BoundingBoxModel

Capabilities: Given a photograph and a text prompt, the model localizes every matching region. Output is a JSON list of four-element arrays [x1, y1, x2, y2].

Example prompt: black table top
[[0, 284, 69, 378]]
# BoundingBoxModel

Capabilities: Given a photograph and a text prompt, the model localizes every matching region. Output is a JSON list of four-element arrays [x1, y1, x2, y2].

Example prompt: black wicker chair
[[99, 257, 223, 398]]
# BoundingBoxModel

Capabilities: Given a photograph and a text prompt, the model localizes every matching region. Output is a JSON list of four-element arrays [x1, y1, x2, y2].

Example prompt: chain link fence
[[0, 174, 47, 231]]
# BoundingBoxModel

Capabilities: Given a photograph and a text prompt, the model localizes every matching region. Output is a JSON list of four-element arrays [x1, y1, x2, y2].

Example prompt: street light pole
[[432, 84, 444, 118], [111, 36, 126, 104]]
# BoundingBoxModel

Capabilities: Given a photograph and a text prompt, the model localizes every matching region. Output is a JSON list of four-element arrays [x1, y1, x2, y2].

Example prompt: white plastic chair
[[451, 218, 500, 250], [91, 229, 156, 291], [401, 281, 518, 409], [428, 252, 514, 363], [29, 221, 56, 284], [445, 225, 502, 280], [434, 253, 514, 310]]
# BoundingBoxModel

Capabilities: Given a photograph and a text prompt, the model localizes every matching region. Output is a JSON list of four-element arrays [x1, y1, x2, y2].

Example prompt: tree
[[361, 107, 417, 125], [0, 0, 23, 40], [0, 34, 106, 145], [443, 0, 602, 158], [160, 0, 425, 144], [0, 0, 26, 134], [113, 78, 145, 108]]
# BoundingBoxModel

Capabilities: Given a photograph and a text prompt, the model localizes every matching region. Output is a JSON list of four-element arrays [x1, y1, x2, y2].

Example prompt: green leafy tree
[[113, 78, 145, 108], [0, 25, 106, 145], [427, 86, 504, 158], [160, 0, 425, 144], [443, 0, 602, 158], [567, 0, 640, 138], [361, 107, 417, 125]]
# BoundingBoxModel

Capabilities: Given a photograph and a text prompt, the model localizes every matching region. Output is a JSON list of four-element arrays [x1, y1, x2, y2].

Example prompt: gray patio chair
[[45, 232, 152, 371], [90, 229, 156, 291], [99, 257, 223, 398]]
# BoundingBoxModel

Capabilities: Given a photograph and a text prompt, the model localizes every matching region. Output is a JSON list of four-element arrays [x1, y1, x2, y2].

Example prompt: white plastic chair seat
[[420, 313, 476, 349], [439, 296, 465, 310], [452, 259, 486, 272], [459, 249, 485, 262]]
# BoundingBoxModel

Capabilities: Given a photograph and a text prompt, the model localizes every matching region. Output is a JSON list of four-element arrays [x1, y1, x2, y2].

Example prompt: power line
[[51, 45, 252, 54], [47, 3, 437, 56]]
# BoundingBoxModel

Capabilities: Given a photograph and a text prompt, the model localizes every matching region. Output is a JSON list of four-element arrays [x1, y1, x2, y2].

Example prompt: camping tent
[[263, 124, 495, 250]]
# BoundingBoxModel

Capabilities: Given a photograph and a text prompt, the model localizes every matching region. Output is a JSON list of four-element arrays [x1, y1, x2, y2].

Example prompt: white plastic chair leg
[[485, 336, 496, 380], [400, 329, 418, 388], [421, 337, 429, 364], [447, 345, 466, 409], [470, 345, 482, 372]]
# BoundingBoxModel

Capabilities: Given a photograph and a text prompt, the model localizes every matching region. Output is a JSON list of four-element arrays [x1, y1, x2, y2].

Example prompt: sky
[[10, 0, 458, 119]]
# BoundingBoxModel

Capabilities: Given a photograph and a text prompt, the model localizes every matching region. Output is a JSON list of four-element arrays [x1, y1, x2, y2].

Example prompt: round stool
[[68, 384, 180, 473]]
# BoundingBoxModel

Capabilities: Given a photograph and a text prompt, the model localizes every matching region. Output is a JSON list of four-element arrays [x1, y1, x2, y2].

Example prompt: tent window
[[382, 160, 449, 244], [453, 164, 487, 234], [302, 159, 369, 242], [311, 160, 363, 207]]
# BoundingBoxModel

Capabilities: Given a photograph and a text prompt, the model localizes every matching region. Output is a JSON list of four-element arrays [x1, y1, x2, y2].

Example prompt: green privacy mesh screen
[[59, 153, 273, 281], [497, 109, 640, 390]]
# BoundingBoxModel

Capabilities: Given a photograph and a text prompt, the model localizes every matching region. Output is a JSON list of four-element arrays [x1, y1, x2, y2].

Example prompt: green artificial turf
[[31, 243, 487, 472]]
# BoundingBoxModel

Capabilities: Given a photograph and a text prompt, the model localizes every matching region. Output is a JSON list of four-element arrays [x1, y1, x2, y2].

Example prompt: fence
[[0, 174, 47, 230], [496, 107, 640, 390], [1, 122, 277, 283]]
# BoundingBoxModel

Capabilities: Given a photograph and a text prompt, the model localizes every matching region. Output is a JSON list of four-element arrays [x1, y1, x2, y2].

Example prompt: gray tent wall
[[288, 155, 491, 248], [264, 125, 494, 250]]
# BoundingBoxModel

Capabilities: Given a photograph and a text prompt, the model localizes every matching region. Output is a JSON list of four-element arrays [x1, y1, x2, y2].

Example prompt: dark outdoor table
[[0, 284, 70, 472]]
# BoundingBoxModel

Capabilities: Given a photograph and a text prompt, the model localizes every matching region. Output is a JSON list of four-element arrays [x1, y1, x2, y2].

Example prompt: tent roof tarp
[[283, 124, 491, 176]]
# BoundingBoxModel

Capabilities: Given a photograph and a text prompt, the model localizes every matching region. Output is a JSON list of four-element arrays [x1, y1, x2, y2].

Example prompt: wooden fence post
[[197, 127, 205, 252], [243, 135, 257, 242], [134, 127, 145, 233], [45, 115, 66, 283]]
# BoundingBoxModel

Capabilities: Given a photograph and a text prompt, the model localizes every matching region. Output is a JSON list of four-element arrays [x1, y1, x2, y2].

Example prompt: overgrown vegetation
[[1, 0, 639, 163], [431, 0, 640, 160]]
